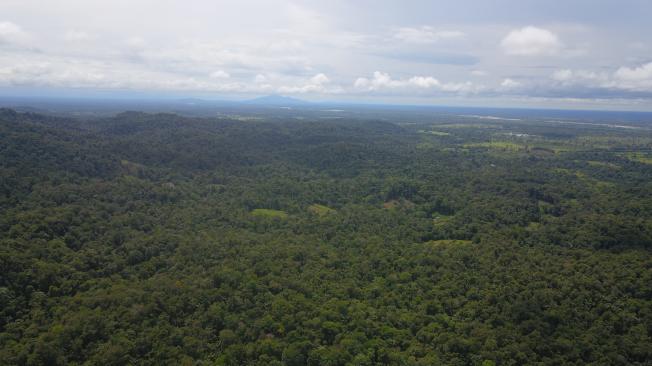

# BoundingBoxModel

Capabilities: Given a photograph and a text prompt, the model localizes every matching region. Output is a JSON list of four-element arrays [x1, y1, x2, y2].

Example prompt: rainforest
[[1, 105, 651, 365]]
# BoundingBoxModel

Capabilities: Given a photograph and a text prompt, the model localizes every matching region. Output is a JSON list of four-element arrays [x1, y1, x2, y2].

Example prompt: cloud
[[615, 62, 652, 82], [500, 78, 521, 89], [501, 26, 561, 56], [209, 70, 230, 79], [277, 73, 340, 94], [549, 63, 652, 93], [124, 37, 146, 49], [379, 51, 478, 66], [494, 62, 652, 99], [63, 30, 93, 42], [0, 52, 264, 93], [0, 43, 334, 95], [309, 73, 329, 85], [0, 2, 650, 108], [0, 21, 29, 46], [254, 74, 267, 83], [393, 26, 464, 44], [553, 69, 608, 85], [354, 71, 481, 94], [611, 62, 652, 92], [408, 76, 441, 88], [125, 38, 316, 78], [552, 69, 573, 81], [355, 72, 395, 90], [375, 25, 473, 66]]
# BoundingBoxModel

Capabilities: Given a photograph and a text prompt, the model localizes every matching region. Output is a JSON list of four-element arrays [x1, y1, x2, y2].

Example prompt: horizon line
[[1, 93, 652, 115]]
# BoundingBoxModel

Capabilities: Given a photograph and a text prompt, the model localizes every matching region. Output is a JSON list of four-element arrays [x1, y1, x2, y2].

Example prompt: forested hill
[[1, 109, 651, 365]]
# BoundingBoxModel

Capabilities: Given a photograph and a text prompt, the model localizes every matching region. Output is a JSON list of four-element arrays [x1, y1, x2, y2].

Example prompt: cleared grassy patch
[[383, 199, 415, 210], [432, 214, 454, 229], [427, 240, 472, 246], [308, 204, 335, 216], [436, 124, 502, 129], [120, 159, 147, 175], [416, 142, 436, 150], [251, 209, 288, 219], [464, 141, 524, 151], [626, 152, 652, 164], [586, 160, 621, 169], [418, 129, 451, 136]]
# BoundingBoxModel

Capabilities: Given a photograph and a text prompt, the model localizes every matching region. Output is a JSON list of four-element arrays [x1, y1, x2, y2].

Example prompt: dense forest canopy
[[1, 107, 651, 365]]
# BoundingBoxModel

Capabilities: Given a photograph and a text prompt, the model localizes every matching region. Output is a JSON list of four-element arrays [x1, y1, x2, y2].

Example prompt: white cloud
[[408, 76, 441, 88], [439, 81, 479, 93], [552, 69, 573, 81], [471, 70, 487, 77], [0, 45, 335, 95], [354, 71, 481, 94], [126, 38, 315, 79], [501, 26, 561, 56], [549, 64, 652, 92], [125, 37, 146, 49], [277, 73, 339, 94], [354, 72, 404, 90], [393, 26, 464, 44], [0, 21, 29, 46], [209, 70, 230, 79], [63, 30, 93, 42], [615, 62, 652, 81], [254, 74, 267, 83], [354, 72, 438, 91], [500, 78, 521, 89], [612, 62, 652, 91], [0, 52, 264, 93], [309, 73, 329, 85]]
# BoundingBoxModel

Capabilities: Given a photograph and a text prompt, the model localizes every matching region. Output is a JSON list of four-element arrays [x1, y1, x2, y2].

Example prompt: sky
[[1, 0, 652, 110]]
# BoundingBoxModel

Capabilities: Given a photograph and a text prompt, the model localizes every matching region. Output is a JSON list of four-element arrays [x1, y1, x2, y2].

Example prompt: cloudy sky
[[1, 0, 652, 110]]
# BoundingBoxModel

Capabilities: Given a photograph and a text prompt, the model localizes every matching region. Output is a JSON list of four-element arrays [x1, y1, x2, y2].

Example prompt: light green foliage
[[587, 160, 621, 169], [427, 239, 472, 246], [418, 129, 450, 136], [464, 141, 524, 151], [251, 209, 289, 219], [307, 204, 335, 216], [626, 152, 652, 164]]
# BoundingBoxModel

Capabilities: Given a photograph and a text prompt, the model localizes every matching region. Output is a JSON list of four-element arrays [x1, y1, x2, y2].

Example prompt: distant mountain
[[244, 95, 309, 106], [176, 98, 208, 105]]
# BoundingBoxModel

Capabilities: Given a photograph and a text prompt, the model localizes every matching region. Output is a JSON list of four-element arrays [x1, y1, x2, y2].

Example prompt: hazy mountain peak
[[244, 95, 309, 106]]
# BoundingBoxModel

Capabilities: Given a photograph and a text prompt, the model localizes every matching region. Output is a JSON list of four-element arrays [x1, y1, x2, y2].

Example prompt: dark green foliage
[[1, 109, 651, 365]]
